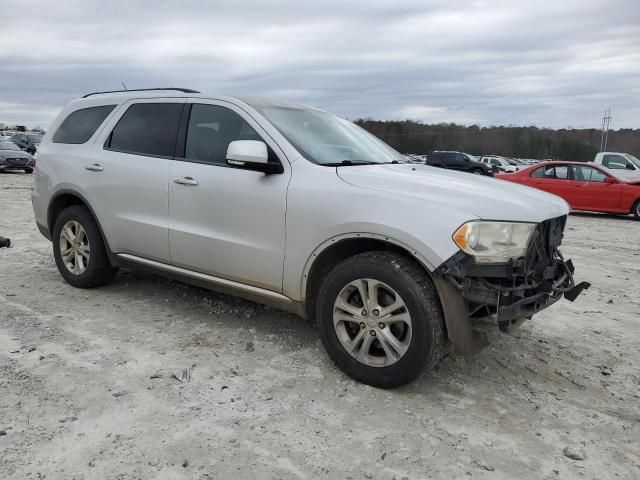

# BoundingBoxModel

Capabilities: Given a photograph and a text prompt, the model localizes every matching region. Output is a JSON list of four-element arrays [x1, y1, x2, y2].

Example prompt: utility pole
[[599, 109, 611, 152]]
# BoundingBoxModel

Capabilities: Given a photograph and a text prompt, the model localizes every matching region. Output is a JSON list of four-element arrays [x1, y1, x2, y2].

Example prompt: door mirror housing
[[226, 140, 282, 174], [604, 176, 617, 184]]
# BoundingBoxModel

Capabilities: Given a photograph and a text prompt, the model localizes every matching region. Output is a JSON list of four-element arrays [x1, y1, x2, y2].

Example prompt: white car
[[480, 156, 517, 173], [31, 88, 588, 388]]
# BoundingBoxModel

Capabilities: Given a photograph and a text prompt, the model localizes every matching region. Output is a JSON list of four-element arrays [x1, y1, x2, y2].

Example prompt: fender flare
[[47, 189, 118, 264], [299, 232, 437, 302]]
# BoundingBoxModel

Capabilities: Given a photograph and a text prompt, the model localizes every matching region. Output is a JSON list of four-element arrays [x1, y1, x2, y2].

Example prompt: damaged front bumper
[[435, 215, 590, 346]]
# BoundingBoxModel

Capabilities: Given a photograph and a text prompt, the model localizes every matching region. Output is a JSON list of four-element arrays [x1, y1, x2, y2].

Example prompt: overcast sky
[[1, 0, 639, 129]]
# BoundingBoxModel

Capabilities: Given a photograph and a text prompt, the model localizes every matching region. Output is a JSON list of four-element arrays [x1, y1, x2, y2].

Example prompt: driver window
[[602, 155, 629, 170], [573, 165, 606, 182], [184, 104, 267, 166]]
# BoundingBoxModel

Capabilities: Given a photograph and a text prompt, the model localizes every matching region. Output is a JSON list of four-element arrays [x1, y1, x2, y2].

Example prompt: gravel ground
[[1, 172, 639, 480]]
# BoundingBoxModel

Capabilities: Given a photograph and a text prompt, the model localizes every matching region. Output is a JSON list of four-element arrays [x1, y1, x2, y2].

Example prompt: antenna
[[121, 82, 128, 90]]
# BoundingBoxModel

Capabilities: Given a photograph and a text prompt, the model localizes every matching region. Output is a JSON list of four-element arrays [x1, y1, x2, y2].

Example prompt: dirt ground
[[0, 172, 638, 480]]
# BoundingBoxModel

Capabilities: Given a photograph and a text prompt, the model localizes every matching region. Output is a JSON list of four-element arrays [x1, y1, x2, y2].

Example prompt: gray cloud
[[1, 0, 639, 128]]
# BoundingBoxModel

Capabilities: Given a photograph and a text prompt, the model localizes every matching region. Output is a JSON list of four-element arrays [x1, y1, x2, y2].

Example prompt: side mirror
[[604, 176, 617, 184], [226, 140, 282, 174]]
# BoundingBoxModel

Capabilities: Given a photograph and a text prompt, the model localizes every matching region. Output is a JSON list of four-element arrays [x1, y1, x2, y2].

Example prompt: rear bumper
[[435, 215, 589, 330]]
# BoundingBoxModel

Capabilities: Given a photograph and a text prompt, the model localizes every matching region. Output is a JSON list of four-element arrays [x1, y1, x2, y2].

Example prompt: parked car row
[[424, 151, 495, 175], [0, 130, 44, 155]]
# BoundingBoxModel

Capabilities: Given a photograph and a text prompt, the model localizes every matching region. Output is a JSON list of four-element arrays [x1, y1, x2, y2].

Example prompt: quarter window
[[53, 105, 116, 144], [106, 103, 183, 157], [183, 104, 264, 166]]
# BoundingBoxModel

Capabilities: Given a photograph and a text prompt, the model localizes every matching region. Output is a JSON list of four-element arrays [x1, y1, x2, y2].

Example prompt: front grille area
[[520, 215, 567, 283]]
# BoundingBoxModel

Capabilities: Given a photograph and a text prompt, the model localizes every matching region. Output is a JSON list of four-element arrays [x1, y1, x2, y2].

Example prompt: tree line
[[355, 119, 640, 161]]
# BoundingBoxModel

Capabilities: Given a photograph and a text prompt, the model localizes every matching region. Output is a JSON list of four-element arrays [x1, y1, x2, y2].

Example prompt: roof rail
[[82, 87, 200, 98]]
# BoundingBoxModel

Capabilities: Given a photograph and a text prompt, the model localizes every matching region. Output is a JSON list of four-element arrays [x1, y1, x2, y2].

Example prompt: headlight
[[453, 221, 535, 263]]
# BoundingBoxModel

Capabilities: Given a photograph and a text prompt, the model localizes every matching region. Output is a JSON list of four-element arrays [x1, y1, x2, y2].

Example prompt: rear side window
[[106, 103, 183, 157], [52, 105, 116, 144], [531, 165, 569, 179]]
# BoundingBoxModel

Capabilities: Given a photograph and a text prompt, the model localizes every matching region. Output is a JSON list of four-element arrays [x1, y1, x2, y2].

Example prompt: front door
[[168, 101, 289, 292]]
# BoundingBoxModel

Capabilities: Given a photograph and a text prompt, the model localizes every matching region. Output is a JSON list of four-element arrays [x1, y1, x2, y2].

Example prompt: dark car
[[425, 151, 494, 176], [11, 132, 43, 155], [0, 141, 35, 173]]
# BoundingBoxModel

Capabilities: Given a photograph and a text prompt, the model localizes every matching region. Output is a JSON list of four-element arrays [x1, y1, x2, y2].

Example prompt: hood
[[0, 148, 32, 159], [337, 164, 570, 222], [616, 170, 640, 182]]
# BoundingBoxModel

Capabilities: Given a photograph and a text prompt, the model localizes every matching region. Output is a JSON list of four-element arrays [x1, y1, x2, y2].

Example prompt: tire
[[52, 205, 118, 288], [633, 199, 640, 220], [24, 168, 33, 174], [471, 168, 483, 175], [316, 251, 444, 388]]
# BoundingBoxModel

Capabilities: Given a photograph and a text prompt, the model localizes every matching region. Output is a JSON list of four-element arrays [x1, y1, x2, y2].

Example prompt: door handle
[[85, 163, 104, 172], [173, 176, 198, 186]]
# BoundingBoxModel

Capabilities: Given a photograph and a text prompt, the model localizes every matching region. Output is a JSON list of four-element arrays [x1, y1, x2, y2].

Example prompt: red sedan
[[496, 161, 640, 219]]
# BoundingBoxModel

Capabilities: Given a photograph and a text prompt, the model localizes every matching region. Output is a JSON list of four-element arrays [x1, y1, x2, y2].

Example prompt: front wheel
[[471, 168, 483, 175], [316, 251, 445, 388], [633, 199, 640, 220], [52, 205, 118, 288]]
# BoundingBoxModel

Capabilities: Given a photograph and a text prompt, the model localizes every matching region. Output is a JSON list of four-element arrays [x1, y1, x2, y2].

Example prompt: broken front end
[[434, 216, 589, 353]]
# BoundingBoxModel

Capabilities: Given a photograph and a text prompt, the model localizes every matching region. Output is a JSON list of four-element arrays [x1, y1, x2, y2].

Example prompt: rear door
[[168, 100, 290, 292], [528, 164, 576, 205], [86, 99, 185, 262], [571, 165, 622, 211]]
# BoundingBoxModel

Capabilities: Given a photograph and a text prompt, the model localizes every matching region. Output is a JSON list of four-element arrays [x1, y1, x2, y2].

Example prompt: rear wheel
[[52, 205, 118, 288], [316, 251, 444, 388], [633, 199, 640, 220], [471, 168, 483, 175], [24, 168, 33, 173]]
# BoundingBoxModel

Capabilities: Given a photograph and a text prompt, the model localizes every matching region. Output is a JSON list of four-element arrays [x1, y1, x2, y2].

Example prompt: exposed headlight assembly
[[453, 221, 536, 263]]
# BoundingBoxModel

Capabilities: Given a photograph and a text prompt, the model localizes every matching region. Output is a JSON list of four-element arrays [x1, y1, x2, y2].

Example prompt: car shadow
[[570, 211, 636, 222]]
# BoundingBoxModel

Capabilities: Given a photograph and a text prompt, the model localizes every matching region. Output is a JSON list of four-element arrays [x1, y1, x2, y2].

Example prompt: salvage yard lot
[[1, 172, 639, 479]]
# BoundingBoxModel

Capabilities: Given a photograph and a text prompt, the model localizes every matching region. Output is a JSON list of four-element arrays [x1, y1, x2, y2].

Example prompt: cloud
[[1, 0, 639, 128]]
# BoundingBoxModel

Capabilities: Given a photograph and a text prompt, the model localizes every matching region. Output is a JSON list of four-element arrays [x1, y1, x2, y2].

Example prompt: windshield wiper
[[323, 160, 381, 166]]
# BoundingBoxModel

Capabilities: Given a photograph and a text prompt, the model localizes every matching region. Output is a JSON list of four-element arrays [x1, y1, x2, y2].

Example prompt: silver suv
[[32, 88, 588, 388]]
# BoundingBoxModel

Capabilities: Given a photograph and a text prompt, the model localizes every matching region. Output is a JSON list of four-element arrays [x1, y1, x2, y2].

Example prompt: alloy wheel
[[59, 220, 90, 275], [333, 278, 412, 367]]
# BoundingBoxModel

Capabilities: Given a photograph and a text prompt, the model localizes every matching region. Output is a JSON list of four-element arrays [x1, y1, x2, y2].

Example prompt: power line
[[600, 109, 612, 152]]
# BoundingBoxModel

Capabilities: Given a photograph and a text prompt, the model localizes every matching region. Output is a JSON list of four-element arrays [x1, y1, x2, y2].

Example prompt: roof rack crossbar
[[82, 87, 200, 98]]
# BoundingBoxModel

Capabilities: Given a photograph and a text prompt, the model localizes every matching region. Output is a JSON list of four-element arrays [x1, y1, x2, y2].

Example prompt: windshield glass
[[624, 154, 640, 169], [254, 106, 406, 165], [27, 134, 43, 144], [0, 141, 21, 151]]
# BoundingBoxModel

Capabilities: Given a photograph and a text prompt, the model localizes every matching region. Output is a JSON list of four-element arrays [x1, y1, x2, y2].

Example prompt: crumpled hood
[[337, 164, 570, 222]]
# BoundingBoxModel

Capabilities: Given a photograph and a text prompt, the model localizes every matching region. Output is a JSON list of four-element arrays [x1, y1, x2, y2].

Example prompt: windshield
[[624, 154, 640, 169], [27, 134, 43, 144], [0, 141, 21, 151], [254, 106, 406, 165]]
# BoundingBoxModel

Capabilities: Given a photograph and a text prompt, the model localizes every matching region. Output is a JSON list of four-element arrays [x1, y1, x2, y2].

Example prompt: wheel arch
[[301, 233, 437, 321], [47, 189, 117, 262]]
